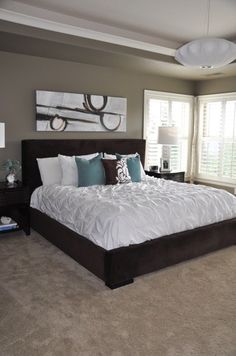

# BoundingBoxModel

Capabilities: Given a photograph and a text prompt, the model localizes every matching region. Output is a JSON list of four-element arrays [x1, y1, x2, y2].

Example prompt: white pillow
[[105, 152, 146, 179], [37, 157, 62, 185], [103, 153, 116, 160], [59, 153, 99, 186], [58, 155, 78, 186]]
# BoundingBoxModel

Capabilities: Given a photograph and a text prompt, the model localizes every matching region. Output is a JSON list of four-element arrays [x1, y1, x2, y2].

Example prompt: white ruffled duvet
[[31, 177, 236, 250]]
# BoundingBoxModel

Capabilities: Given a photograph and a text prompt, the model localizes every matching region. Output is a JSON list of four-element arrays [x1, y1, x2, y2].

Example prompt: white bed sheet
[[31, 177, 236, 250]]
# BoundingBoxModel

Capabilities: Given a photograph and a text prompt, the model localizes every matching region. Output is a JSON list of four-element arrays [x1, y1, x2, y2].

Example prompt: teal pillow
[[116, 154, 141, 182], [75, 154, 105, 187]]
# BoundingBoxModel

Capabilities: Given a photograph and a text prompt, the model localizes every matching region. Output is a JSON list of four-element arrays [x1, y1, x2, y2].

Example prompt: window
[[143, 90, 193, 177], [196, 93, 236, 185]]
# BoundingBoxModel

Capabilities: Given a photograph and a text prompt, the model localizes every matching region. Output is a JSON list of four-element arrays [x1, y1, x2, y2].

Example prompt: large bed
[[22, 139, 236, 289]]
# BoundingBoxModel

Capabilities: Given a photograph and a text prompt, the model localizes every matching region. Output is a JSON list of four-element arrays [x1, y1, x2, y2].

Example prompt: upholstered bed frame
[[22, 139, 236, 289]]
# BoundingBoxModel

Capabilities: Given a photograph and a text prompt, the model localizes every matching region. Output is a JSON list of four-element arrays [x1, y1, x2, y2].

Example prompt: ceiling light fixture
[[175, 0, 236, 69]]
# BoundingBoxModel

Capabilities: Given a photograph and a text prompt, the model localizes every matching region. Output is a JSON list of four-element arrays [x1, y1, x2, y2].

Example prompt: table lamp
[[157, 126, 178, 171]]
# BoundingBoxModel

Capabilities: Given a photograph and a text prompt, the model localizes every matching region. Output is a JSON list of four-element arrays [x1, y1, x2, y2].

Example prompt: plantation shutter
[[145, 99, 168, 169], [144, 91, 193, 177], [197, 94, 236, 184]]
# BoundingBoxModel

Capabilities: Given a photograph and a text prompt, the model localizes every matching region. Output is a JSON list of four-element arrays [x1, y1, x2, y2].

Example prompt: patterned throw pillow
[[116, 159, 132, 184], [102, 159, 131, 185], [115, 153, 145, 180]]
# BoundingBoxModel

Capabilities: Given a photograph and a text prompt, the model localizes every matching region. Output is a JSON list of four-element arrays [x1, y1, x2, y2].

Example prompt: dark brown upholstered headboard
[[22, 139, 146, 194]]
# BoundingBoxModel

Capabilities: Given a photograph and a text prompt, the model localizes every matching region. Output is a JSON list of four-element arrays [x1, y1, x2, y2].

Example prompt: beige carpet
[[0, 231, 235, 356]]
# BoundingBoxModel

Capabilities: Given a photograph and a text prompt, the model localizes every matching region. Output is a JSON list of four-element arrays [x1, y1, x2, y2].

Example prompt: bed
[[22, 139, 236, 289]]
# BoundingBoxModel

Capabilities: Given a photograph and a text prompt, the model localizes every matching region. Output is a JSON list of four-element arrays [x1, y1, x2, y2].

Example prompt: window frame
[[143, 90, 194, 178], [196, 92, 236, 187]]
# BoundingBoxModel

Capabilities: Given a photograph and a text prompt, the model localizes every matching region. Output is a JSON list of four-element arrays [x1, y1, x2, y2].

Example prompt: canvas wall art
[[36, 90, 127, 132]]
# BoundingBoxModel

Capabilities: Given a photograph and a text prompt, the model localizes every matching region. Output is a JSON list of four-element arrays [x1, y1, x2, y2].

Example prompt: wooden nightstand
[[145, 170, 185, 182], [0, 182, 30, 235]]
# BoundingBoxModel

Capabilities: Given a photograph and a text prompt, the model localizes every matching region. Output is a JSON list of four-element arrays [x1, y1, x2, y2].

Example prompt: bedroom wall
[[195, 76, 236, 95], [0, 50, 194, 172]]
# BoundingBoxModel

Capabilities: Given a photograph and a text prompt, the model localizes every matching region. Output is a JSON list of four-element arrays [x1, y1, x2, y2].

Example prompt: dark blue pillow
[[116, 154, 141, 182], [75, 154, 105, 187]]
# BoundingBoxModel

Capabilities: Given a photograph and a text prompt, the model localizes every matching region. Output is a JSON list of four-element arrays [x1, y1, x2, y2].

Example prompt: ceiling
[[1, 0, 236, 80]]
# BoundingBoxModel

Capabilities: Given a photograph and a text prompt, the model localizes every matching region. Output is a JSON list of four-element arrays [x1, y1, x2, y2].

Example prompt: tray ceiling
[[1, 0, 236, 80]]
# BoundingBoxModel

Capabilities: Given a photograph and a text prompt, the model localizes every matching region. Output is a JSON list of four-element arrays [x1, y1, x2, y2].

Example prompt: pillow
[[59, 152, 99, 186], [116, 153, 142, 182], [58, 155, 77, 186], [102, 159, 131, 185], [37, 157, 61, 185], [103, 153, 116, 160], [102, 159, 118, 184], [115, 153, 146, 179], [126, 155, 141, 182], [75, 154, 105, 187]]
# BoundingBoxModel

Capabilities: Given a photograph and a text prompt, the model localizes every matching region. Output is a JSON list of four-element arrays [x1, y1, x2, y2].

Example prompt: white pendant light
[[175, 0, 236, 69], [175, 38, 236, 68]]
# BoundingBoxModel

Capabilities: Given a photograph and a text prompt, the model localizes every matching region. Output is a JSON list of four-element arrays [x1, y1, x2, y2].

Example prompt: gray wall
[[0, 50, 194, 168], [196, 76, 236, 95]]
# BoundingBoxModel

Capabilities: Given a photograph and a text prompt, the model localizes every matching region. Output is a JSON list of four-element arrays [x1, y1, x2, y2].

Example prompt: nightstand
[[145, 170, 185, 182], [0, 182, 30, 235]]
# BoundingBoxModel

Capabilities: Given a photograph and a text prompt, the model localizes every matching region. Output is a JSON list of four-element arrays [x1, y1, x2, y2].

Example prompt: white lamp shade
[[0, 123, 5, 148], [175, 38, 236, 68], [158, 126, 178, 145]]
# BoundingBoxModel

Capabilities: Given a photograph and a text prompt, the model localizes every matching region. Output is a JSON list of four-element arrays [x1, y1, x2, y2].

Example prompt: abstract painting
[[36, 90, 127, 132]]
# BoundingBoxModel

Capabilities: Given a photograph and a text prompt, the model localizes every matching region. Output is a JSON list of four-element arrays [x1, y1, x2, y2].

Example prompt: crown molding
[[0, 9, 176, 57]]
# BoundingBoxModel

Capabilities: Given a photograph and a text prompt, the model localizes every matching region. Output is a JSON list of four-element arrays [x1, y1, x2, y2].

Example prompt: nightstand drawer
[[160, 174, 173, 180], [169, 172, 185, 182], [0, 189, 29, 207]]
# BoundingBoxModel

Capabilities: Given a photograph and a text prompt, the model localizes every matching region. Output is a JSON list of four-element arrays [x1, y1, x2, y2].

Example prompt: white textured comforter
[[31, 177, 236, 250]]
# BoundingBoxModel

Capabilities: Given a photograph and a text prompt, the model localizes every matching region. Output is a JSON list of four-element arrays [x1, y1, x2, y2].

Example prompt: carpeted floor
[[0, 231, 235, 356]]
